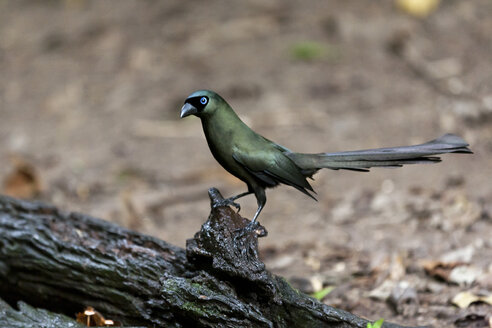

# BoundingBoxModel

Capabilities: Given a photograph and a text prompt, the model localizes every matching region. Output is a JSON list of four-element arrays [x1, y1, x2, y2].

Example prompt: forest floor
[[1, 1, 491, 327]]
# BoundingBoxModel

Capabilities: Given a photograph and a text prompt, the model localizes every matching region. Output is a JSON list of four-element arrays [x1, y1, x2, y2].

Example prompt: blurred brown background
[[1, 1, 491, 326]]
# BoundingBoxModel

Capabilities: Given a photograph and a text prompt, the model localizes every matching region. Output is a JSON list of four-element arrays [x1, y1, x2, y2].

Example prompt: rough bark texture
[[0, 191, 425, 328], [0, 298, 83, 328]]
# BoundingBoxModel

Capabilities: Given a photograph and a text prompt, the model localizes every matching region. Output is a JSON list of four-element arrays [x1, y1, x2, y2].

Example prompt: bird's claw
[[213, 198, 241, 212]]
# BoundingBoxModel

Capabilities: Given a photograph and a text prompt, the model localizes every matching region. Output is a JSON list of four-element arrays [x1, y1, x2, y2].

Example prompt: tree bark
[[0, 191, 425, 328], [0, 298, 87, 328]]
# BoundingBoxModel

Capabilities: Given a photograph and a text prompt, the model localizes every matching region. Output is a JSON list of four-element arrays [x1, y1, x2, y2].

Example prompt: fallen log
[[0, 190, 424, 327]]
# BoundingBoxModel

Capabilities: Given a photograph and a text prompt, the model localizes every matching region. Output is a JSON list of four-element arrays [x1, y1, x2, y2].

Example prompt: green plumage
[[180, 90, 472, 225]]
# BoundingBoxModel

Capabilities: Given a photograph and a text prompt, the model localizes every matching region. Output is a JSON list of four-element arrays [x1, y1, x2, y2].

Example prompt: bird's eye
[[200, 97, 208, 105]]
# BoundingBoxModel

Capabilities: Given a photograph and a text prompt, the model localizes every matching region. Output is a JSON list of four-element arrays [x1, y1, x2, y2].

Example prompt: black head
[[180, 90, 226, 118]]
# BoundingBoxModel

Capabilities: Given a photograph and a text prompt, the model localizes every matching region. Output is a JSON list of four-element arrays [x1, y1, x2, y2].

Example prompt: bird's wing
[[232, 149, 316, 200]]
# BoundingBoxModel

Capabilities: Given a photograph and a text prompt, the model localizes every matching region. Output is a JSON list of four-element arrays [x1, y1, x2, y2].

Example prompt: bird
[[180, 90, 472, 229]]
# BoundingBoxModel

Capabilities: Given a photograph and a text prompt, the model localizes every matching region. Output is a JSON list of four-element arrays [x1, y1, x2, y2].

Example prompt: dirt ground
[[1, 1, 491, 327]]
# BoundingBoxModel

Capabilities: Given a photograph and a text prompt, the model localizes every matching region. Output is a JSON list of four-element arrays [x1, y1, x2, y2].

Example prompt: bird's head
[[180, 90, 226, 119]]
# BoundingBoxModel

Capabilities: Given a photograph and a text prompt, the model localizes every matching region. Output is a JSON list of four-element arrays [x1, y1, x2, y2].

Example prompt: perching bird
[[180, 90, 471, 228]]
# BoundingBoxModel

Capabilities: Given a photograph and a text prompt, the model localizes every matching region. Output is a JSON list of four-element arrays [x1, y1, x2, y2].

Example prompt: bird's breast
[[201, 118, 253, 182], [202, 120, 236, 163]]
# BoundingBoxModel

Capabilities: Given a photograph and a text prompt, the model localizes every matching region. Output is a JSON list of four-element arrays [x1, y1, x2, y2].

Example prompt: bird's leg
[[212, 191, 252, 212], [234, 188, 267, 237], [250, 202, 264, 224], [250, 187, 266, 225]]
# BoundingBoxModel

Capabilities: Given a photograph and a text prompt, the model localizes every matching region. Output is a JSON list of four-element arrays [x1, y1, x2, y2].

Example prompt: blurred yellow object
[[396, 0, 441, 18]]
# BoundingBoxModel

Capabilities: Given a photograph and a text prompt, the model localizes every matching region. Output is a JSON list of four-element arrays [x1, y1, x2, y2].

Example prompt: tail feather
[[287, 134, 472, 173]]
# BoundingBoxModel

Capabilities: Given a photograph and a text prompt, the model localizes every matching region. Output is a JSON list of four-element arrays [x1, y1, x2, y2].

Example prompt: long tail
[[287, 134, 472, 173]]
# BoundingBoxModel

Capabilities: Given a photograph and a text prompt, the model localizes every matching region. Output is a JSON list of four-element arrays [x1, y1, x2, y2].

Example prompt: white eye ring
[[200, 97, 208, 105]]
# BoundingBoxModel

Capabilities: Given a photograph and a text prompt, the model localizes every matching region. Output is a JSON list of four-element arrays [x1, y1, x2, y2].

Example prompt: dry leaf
[[452, 291, 492, 309], [448, 266, 482, 286], [421, 260, 465, 282], [452, 291, 480, 309], [2, 155, 42, 199], [422, 259, 482, 285], [396, 0, 440, 18], [389, 254, 406, 281]]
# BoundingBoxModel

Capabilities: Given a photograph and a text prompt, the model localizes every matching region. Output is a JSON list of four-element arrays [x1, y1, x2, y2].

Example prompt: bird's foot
[[234, 221, 268, 239], [212, 197, 241, 212]]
